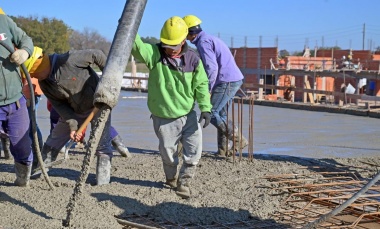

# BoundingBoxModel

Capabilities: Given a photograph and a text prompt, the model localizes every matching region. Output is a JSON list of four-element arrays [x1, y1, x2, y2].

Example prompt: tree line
[[10, 15, 160, 56], [15, 15, 379, 59]]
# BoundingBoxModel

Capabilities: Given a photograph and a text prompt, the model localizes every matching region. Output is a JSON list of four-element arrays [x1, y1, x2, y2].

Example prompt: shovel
[[33, 108, 98, 174]]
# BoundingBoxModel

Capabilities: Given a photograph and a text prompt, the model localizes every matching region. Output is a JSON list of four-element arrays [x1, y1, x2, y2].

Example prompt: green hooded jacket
[[132, 34, 211, 119]]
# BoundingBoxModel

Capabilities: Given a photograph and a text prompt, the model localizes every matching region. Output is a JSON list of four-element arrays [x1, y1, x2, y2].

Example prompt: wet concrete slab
[[36, 91, 380, 160]]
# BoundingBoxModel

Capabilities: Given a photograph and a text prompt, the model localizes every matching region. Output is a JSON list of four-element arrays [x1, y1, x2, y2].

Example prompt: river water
[[36, 90, 380, 159]]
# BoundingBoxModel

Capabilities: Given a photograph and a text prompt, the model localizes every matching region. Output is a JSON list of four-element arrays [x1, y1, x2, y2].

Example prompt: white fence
[[97, 72, 149, 89]]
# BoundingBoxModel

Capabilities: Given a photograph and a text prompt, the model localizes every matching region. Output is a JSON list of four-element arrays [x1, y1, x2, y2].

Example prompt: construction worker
[[131, 16, 212, 199], [0, 8, 34, 186], [183, 15, 248, 158], [24, 46, 126, 185], [47, 98, 131, 156]]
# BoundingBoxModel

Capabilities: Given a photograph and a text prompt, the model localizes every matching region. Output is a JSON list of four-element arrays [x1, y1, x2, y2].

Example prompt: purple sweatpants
[[0, 96, 33, 165]]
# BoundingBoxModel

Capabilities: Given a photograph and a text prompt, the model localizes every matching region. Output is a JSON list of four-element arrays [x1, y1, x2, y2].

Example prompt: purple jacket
[[190, 31, 244, 91]]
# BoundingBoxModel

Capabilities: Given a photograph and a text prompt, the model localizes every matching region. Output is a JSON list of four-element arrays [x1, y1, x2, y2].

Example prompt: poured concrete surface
[[1, 90, 379, 228]]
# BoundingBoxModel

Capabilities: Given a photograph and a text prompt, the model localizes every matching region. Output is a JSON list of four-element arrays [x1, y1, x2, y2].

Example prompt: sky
[[2, 0, 380, 53]]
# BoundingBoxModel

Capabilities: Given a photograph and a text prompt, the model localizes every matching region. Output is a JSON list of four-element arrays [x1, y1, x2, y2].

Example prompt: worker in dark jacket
[[25, 47, 128, 185], [0, 8, 34, 187]]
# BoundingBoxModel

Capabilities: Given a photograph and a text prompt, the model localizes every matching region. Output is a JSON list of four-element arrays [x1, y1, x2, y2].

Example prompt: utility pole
[[362, 23, 366, 50], [275, 35, 278, 48], [230, 36, 234, 48]]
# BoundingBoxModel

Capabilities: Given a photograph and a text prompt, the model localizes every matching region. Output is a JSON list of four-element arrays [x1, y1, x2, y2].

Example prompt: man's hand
[[198, 112, 211, 128], [10, 49, 29, 65], [70, 130, 83, 142]]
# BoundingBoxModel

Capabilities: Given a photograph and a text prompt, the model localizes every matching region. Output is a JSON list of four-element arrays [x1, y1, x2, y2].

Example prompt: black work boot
[[1, 137, 11, 160], [111, 135, 132, 158]]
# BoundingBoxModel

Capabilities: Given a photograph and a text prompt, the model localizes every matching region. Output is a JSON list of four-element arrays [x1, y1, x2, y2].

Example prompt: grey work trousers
[[152, 110, 202, 180], [44, 111, 113, 157]]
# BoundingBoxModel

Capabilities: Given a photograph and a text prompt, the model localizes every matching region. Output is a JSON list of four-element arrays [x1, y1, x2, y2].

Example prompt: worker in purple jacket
[[183, 15, 248, 158]]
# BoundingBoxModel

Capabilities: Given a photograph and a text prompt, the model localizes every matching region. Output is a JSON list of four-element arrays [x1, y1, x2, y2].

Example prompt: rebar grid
[[264, 167, 380, 228]]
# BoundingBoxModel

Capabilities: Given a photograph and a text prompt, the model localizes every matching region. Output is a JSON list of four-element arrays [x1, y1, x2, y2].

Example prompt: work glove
[[10, 49, 29, 65], [198, 112, 211, 128]]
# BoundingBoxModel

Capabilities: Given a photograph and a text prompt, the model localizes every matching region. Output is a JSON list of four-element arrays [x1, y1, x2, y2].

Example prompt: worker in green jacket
[[131, 16, 212, 199]]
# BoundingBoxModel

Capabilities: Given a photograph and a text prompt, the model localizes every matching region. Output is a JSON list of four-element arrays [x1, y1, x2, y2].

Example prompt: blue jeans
[[28, 95, 43, 152], [210, 80, 243, 129], [0, 96, 33, 165]]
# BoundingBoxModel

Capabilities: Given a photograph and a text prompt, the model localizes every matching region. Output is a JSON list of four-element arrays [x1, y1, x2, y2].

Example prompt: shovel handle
[[77, 107, 99, 134]]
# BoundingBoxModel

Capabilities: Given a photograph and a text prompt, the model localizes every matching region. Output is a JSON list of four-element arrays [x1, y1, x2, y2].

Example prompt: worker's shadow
[[91, 192, 290, 228], [44, 167, 160, 187], [126, 147, 158, 155], [0, 191, 53, 220], [0, 163, 14, 174]]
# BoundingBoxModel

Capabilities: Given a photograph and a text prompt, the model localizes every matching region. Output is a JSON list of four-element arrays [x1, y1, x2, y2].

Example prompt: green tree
[[279, 49, 289, 58], [10, 15, 71, 54], [319, 46, 341, 50], [141, 36, 160, 45]]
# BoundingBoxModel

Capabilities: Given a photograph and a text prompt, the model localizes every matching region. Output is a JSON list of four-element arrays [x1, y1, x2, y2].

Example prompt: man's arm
[[131, 34, 158, 70], [198, 41, 218, 92], [8, 15, 33, 56], [69, 49, 107, 71], [48, 97, 78, 132], [193, 61, 212, 112]]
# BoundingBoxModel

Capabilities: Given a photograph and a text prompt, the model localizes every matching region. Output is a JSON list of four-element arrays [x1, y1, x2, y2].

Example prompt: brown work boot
[[177, 142, 183, 158], [165, 178, 177, 188], [216, 129, 230, 158], [176, 185, 191, 199]]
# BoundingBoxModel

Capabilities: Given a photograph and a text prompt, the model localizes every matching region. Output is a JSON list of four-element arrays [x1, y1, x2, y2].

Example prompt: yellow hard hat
[[183, 15, 202, 35], [183, 15, 202, 28], [23, 46, 43, 73], [160, 16, 188, 46]]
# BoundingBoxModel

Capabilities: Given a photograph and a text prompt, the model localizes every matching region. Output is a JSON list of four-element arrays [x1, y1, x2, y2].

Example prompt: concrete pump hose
[[93, 0, 147, 108], [63, 0, 147, 227], [0, 40, 55, 190]]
